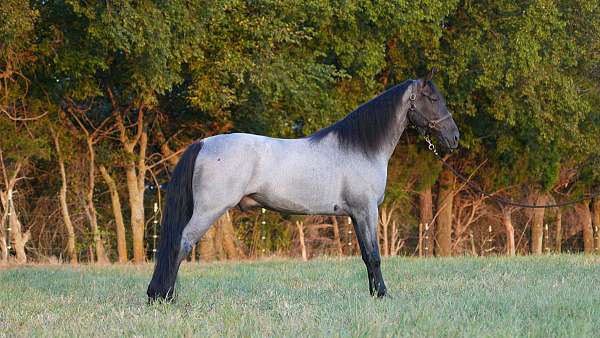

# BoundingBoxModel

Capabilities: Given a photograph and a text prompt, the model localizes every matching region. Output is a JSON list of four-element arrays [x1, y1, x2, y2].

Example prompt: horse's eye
[[427, 94, 439, 101]]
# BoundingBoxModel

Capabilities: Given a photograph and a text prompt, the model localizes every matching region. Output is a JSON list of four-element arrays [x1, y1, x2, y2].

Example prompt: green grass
[[1, 255, 600, 337]]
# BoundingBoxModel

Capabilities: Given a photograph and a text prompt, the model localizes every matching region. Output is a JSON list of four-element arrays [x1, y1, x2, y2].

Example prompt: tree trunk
[[296, 220, 308, 261], [390, 219, 400, 256], [579, 200, 593, 254], [502, 209, 515, 256], [190, 245, 196, 263], [99, 166, 128, 263], [379, 207, 391, 256], [58, 169, 77, 263], [8, 197, 29, 263], [469, 231, 477, 255], [84, 138, 109, 264], [381, 214, 389, 257], [214, 219, 225, 260], [219, 211, 238, 259], [126, 163, 145, 263], [0, 233, 7, 263], [592, 198, 600, 253], [331, 216, 343, 256], [136, 131, 148, 259], [0, 202, 7, 263], [530, 194, 546, 255], [419, 187, 434, 256], [58, 172, 77, 263], [436, 169, 454, 257], [0, 203, 7, 262], [114, 108, 148, 264], [200, 226, 216, 262], [85, 193, 109, 265], [52, 131, 77, 264], [555, 208, 562, 253], [0, 161, 29, 263]]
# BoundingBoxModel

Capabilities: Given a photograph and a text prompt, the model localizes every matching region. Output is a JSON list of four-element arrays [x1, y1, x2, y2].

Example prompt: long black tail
[[147, 141, 203, 300]]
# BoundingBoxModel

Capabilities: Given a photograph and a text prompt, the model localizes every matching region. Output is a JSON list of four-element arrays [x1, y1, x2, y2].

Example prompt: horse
[[147, 69, 459, 301]]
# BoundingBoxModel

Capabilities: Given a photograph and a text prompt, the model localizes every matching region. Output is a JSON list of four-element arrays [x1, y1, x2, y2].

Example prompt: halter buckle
[[409, 94, 416, 101]]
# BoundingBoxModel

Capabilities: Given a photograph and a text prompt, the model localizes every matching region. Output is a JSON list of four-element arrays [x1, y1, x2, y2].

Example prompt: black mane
[[309, 81, 410, 155]]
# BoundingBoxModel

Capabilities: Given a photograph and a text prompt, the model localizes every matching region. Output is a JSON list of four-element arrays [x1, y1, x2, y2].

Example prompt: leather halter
[[407, 91, 452, 132]]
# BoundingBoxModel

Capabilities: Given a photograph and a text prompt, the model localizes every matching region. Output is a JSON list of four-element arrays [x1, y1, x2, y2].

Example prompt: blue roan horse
[[147, 70, 459, 301]]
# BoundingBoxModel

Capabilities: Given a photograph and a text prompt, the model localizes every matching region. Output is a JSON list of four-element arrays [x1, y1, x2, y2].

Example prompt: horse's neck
[[370, 87, 411, 164], [375, 97, 411, 164]]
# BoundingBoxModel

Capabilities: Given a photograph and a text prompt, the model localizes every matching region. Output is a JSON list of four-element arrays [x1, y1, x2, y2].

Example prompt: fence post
[[6, 189, 12, 253], [424, 223, 430, 257], [544, 223, 550, 254], [418, 223, 423, 257], [152, 202, 158, 261]]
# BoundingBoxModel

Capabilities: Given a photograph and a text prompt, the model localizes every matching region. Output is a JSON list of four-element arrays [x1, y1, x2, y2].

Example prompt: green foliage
[[6, 2, 596, 154], [35, 0, 201, 103], [0, 0, 38, 53], [29, 0, 597, 191], [440, 0, 599, 190], [0, 121, 49, 163], [184, 0, 459, 137], [0, 1, 49, 162]]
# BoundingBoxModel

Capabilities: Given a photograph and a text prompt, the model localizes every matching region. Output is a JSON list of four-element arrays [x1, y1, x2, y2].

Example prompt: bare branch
[[131, 102, 145, 146], [0, 107, 48, 121], [147, 148, 185, 170], [431, 160, 486, 225]]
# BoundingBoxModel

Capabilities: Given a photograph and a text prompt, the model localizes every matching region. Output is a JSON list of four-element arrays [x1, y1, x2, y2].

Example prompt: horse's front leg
[[352, 216, 375, 294], [351, 205, 387, 298]]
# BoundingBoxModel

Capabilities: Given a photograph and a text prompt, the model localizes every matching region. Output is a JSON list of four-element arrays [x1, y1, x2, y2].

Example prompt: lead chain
[[424, 135, 439, 156]]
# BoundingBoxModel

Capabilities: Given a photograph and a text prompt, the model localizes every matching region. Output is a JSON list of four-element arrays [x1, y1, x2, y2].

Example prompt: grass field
[[1, 255, 600, 337]]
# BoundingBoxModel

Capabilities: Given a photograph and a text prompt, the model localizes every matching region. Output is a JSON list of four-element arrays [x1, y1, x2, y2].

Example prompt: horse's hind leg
[[351, 203, 387, 298], [179, 207, 229, 260]]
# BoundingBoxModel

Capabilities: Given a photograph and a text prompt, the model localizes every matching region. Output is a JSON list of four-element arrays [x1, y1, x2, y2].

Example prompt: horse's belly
[[250, 191, 344, 215], [249, 174, 345, 215]]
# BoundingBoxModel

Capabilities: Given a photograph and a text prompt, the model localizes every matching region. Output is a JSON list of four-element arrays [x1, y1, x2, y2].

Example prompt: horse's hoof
[[146, 290, 176, 305]]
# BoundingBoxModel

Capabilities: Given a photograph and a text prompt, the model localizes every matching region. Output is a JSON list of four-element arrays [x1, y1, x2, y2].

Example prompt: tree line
[[1, 0, 599, 264]]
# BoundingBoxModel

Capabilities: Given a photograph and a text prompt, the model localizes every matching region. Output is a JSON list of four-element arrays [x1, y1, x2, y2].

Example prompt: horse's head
[[407, 69, 459, 152]]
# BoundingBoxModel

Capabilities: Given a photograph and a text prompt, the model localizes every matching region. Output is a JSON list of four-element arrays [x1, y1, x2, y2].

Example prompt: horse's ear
[[420, 68, 436, 89], [427, 67, 437, 81], [426, 68, 436, 81]]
